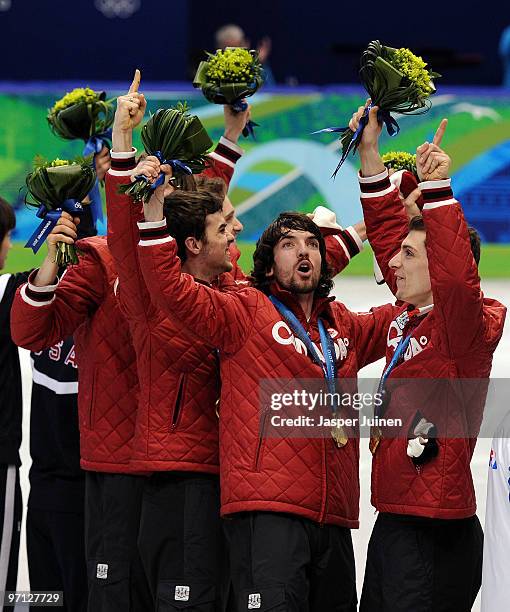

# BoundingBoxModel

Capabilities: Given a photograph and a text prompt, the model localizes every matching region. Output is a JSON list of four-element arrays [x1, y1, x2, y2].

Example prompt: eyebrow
[[402, 242, 417, 252], [279, 232, 316, 241]]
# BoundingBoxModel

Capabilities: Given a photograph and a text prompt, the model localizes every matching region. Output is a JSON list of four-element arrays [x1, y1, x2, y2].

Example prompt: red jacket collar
[[269, 281, 335, 327]]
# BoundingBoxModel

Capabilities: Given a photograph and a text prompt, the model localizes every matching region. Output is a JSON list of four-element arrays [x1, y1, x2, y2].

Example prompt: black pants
[[137, 472, 223, 611], [85, 472, 152, 612], [360, 513, 484, 612], [27, 505, 87, 611], [223, 512, 357, 612], [0, 465, 22, 609]]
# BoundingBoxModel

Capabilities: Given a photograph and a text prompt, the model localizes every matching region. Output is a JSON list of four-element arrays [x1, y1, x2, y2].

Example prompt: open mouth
[[296, 261, 312, 275]]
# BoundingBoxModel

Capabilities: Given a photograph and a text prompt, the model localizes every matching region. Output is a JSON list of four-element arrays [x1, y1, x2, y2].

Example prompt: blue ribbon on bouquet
[[313, 104, 400, 177], [231, 99, 258, 139], [25, 199, 84, 254], [82, 129, 112, 224], [83, 129, 112, 157], [135, 151, 192, 190]]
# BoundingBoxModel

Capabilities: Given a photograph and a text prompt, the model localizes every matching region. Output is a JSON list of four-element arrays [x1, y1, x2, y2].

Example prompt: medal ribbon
[[269, 295, 338, 412]]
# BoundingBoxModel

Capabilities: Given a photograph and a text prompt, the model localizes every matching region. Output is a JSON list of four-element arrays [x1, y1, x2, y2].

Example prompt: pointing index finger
[[128, 69, 141, 94], [433, 118, 448, 146]]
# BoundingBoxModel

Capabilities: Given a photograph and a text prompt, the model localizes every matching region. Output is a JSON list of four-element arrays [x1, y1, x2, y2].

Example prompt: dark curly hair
[[251, 212, 334, 298]]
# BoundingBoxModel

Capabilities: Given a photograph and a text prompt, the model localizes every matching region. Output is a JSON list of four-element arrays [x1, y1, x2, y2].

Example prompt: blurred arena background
[[2, 2, 510, 610]]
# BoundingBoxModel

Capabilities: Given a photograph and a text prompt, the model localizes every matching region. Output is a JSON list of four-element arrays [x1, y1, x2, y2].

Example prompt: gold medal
[[369, 426, 383, 455], [331, 423, 348, 448]]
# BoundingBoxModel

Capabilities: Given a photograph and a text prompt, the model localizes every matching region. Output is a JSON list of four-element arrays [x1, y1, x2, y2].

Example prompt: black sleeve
[[0, 270, 32, 337]]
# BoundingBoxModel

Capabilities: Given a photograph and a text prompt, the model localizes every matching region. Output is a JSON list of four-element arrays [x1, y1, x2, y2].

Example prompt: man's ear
[[184, 236, 202, 256], [265, 265, 274, 278]]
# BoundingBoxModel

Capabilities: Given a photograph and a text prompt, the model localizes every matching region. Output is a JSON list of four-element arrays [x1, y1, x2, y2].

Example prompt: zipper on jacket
[[253, 409, 269, 471], [318, 438, 328, 524], [171, 375, 185, 431]]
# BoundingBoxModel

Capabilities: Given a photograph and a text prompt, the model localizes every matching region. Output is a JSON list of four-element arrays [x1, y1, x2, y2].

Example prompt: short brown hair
[[0, 196, 15, 243], [195, 175, 227, 200], [163, 189, 223, 262], [408, 215, 481, 265]]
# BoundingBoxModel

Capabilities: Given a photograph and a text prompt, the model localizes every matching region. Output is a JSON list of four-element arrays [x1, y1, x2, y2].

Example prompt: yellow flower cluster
[[381, 151, 417, 172], [51, 87, 98, 115], [390, 48, 434, 96], [50, 158, 70, 167], [206, 48, 255, 83]]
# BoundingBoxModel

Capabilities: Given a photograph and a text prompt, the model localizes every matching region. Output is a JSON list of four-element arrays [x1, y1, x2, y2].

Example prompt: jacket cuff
[[208, 136, 244, 169], [109, 148, 137, 176], [331, 226, 364, 261], [21, 270, 57, 307], [138, 219, 174, 247], [359, 169, 395, 198], [344, 226, 364, 253], [419, 178, 455, 210]]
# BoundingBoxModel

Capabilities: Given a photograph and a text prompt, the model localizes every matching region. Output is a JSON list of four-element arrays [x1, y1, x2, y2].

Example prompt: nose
[[226, 229, 235, 244], [297, 238, 311, 258], [234, 217, 244, 235], [389, 251, 401, 269]]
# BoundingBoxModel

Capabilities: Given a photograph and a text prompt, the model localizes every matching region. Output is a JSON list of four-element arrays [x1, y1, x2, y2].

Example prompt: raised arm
[[138, 177, 257, 353], [310, 206, 365, 275], [11, 245, 105, 352], [203, 104, 247, 187], [351, 103, 409, 294], [416, 140, 485, 357], [106, 70, 155, 324]]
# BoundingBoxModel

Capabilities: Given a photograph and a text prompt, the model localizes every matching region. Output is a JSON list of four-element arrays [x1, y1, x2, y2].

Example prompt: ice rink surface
[[14, 277, 510, 611]]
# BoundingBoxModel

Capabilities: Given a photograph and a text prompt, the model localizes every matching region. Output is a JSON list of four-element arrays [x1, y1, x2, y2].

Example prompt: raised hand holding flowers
[[24, 157, 96, 266], [316, 41, 440, 175], [118, 102, 212, 203], [193, 47, 264, 138]]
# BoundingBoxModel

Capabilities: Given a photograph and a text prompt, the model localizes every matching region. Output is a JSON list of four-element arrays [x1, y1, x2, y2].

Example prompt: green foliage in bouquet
[[381, 151, 418, 177], [318, 40, 440, 175], [47, 87, 114, 141], [25, 157, 96, 266], [193, 48, 264, 105], [118, 103, 213, 203], [360, 41, 440, 113]]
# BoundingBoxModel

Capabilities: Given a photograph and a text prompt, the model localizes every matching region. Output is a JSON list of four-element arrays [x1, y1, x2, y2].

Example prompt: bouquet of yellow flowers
[[25, 157, 96, 265], [47, 88, 115, 223], [316, 41, 440, 175], [193, 47, 264, 137], [118, 103, 212, 203], [47, 87, 114, 143], [381, 151, 418, 178]]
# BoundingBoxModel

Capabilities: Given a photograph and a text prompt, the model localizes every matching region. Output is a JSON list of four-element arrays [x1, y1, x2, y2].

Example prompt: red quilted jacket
[[136, 223, 398, 527], [106, 140, 242, 472], [10, 237, 139, 473], [107, 142, 362, 474], [360, 170, 507, 519]]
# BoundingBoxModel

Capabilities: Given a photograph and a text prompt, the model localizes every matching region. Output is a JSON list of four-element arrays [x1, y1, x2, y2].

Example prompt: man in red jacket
[[107, 72, 367, 610], [11, 72, 255, 611], [350, 104, 507, 611], [10, 221, 152, 611], [106, 72, 253, 609], [126, 142, 399, 610]]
